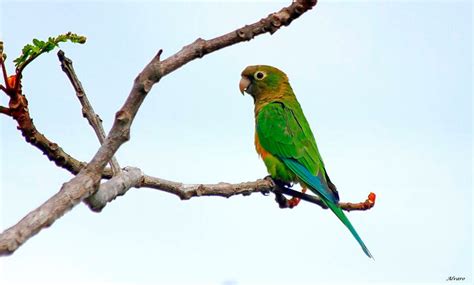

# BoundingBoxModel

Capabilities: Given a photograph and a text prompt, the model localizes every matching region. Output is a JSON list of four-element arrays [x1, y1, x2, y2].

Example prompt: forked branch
[[57, 50, 121, 175]]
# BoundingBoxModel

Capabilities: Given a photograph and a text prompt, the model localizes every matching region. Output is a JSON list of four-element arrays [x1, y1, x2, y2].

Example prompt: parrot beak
[[239, 76, 251, 95]]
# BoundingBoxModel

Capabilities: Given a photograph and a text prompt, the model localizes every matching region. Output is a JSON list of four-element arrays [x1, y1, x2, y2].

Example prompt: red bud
[[7, 75, 16, 89], [368, 192, 376, 203]]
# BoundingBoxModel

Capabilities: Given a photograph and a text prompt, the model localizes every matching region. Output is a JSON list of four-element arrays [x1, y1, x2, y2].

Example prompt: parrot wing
[[256, 101, 338, 203]]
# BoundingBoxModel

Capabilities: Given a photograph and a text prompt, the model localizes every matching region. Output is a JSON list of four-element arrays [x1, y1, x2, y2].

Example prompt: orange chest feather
[[254, 133, 270, 159]]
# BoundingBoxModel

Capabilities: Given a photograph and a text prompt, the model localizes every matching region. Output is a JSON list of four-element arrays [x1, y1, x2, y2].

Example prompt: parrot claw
[[288, 197, 301, 208], [287, 187, 307, 208]]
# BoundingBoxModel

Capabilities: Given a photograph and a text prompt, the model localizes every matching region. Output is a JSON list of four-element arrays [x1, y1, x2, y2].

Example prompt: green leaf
[[32, 39, 45, 49], [21, 44, 33, 54], [31, 45, 41, 54]]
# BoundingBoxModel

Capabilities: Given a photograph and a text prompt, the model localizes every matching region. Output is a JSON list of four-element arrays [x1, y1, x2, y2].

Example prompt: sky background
[[0, 0, 472, 285]]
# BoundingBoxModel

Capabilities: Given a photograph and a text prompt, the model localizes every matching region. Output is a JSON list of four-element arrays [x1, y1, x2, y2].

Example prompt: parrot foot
[[287, 197, 301, 208], [287, 187, 307, 208]]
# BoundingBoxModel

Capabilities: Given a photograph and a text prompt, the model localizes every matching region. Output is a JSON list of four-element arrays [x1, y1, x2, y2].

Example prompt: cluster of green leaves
[[13, 32, 86, 69]]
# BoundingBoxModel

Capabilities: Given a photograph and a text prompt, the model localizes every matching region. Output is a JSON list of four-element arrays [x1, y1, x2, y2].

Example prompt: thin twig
[[57, 50, 121, 175], [0, 0, 318, 256], [0, 51, 9, 88]]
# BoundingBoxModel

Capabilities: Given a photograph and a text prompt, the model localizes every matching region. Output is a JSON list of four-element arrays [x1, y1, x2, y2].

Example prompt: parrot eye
[[254, 71, 266, 80]]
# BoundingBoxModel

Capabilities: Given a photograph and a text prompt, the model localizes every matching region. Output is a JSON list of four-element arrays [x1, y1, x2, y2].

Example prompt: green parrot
[[239, 65, 373, 258]]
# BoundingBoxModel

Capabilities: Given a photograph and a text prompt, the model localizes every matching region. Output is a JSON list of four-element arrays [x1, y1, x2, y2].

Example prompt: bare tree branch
[[159, 0, 317, 76], [57, 50, 121, 175], [0, 0, 321, 256], [141, 175, 275, 200], [86, 170, 376, 213], [140, 175, 377, 212]]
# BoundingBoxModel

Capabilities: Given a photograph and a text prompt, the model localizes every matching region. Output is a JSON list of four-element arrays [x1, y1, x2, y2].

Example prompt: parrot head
[[239, 65, 290, 101]]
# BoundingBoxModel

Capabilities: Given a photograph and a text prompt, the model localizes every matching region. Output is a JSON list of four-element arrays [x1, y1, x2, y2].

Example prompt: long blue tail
[[281, 158, 373, 259]]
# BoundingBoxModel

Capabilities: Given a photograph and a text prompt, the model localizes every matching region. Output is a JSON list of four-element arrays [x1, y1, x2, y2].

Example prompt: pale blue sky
[[0, 1, 472, 285]]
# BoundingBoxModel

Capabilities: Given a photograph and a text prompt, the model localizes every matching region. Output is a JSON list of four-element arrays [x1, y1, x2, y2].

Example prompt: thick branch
[[57, 50, 121, 175], [0, 169, 99, 256], [0, 0, 318, 256]]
